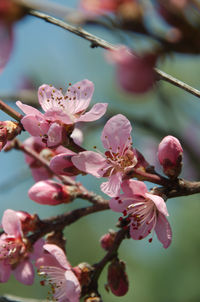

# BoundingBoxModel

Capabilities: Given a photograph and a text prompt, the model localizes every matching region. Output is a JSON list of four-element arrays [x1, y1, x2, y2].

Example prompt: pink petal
[[155, 213, 172, 248], [0, 261, 11, 282], [50, 152, 77, 176], [44, 244, 71, 269], [64, 79, 94, 114], [100, 172, 122, 197], [35, 253, 61, 269], [101, 114, 132, 153], [30, 239, 45, 261], [2, 209, 22, 237], [77, 103, 108, 122], [121, 179, 148, 197], [16, 101, 42, 116], [47, 123, 63, 148], [109, 194, 133, 212], [38, 84, 64, 112], [145, 193, 169, 216], [31, 167, 52, 182], [21, 115, 49, 137], [64, 270, 81, 302], [129, 216, 155, 240], [70, 127, 83, 146], [44, 109, 73, 124], [0, 23, 13, 74], [72, 151, 107, 177], [13, 260, 34, 285]]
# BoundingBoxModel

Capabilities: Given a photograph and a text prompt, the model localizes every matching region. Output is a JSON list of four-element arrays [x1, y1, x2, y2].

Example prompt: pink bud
[[107, 259, 129, 296], [100, 230, 116, 251], [0, 121, 21, 151], [158, 135, 183, 177], [28, 180, 73, 205]]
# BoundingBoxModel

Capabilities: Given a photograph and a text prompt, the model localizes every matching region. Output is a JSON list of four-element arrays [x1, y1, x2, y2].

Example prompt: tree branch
[[29, 10, 200, 99]]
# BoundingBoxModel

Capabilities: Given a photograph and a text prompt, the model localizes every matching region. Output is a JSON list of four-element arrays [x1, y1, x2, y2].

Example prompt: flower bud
[[100, 230, 116, 251], [158, 135, 183, 178], [107, 259, 129, 296], [28, 180, 75, 205], [16, 211, 38, 233], [0, 121, 22, 151]]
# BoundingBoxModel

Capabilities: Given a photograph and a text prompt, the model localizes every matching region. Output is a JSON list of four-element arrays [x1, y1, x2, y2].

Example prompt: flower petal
[[121, 179, 148, 197], [64, 270, 81, 302], [155, 213, 172, 249], [16, 101, 42, 116], [145, 193, 169, 216], [101, 114, 132, 153], [2, 209, 22, 237], [43, 244, 71, 269], [72, 151, 107, 177], [30, 239, 45, 261], [38, 84, 64, 112], [47, 123, 63, 148], [50, 152, 77, 176], [77, 103, 108, 122], [129, 216, 155, 241], [21, 115, 49, 137], [109, 193, 133, 212], [64, 79, 94, 114], [13, 260, 34, 285], [100, 172, 122, 197], [0, 261, 11, 282]]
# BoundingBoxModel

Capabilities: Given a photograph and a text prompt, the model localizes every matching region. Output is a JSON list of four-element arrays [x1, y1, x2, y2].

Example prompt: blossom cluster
[[0, 76, 184, 301]]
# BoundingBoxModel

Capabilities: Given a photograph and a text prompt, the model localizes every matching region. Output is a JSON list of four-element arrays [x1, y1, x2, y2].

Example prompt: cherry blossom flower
[[106, 46, 157, 94], [158, 135, 183, 178], [109, 180, 172, 248], [0, 209, 44, 284], [72, 114, 137, 197], [36, 244, 81, 302], [16, 80, 107, 148]]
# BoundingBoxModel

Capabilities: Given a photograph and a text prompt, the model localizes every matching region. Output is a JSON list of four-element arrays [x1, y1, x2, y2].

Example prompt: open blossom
[[0, 209, 44, 284], [72, 114, 138, 197], [16, 80, 107, 148], [158, 135, 183, 178], [109, 180, 172, 248], [36, 244, 81, 302], [106, 46, 157, 94]]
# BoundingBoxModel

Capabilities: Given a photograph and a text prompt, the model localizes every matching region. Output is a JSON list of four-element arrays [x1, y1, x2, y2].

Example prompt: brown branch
[[0, 100, 23, 122], [29, 10, 200, 99]]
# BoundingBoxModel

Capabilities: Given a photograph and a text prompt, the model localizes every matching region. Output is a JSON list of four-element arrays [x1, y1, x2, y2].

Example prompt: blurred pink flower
[[80, 0, 133, 15], [0, 209, 44, 284], [158, 135, 183, 178], [16, 80, 107, 148], [36, 244, 81, 302], [109, 179, 172, 248], [106, 46, 157, 94], [72, 114, 138, 197]]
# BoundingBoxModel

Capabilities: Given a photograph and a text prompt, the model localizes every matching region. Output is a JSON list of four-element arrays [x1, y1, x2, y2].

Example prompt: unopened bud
[[28, 180, 76, 205], [107, 259, 129, 296], [100, 230, 116, 251], [0, 121, 22, 151], [158, 135, 183, 178]]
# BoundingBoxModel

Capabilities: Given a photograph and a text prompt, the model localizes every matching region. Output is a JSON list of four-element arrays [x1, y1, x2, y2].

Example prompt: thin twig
[[29, 10, 200, 99]]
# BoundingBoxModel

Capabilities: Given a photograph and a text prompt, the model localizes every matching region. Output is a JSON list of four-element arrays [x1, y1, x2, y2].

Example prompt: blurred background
[[1, 0, 200, 301]]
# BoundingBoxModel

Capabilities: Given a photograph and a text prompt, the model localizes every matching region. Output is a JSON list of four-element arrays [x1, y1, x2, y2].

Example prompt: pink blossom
[[16, 80, 107, 148], [80, 0, 133, 15], [109, 180, 172, 248], [158, 135, 183, 177], [106, 46, 157, 94], [0, 209, 44, 284], [100, 230, 116, 251], [28, 180, 73, 205], [72, 114, 138, 197], [36, 244, 81, 302], [0, 23, 13, 74]]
